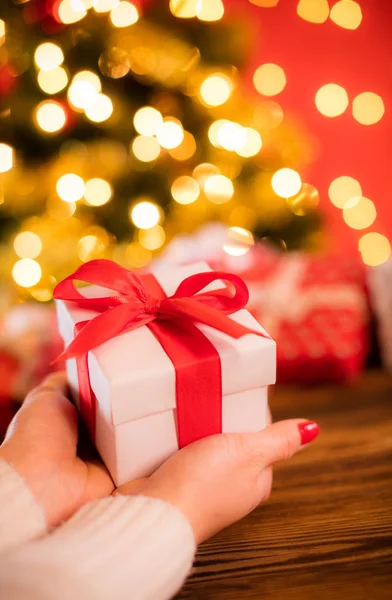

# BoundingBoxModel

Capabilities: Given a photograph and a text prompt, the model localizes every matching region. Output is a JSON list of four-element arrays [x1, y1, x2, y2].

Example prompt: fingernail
[[298, 421, 320, 445]]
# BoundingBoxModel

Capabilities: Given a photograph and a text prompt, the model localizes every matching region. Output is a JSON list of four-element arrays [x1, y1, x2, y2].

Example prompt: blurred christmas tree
[[0, 0, 321, 307]]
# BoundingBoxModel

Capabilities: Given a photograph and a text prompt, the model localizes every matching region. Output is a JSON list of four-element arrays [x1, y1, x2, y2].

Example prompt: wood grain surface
[[176, 370, 392, 600]]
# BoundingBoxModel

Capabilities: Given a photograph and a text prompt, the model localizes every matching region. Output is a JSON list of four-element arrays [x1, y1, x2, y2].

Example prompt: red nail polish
[[298, 421, 320, 445]]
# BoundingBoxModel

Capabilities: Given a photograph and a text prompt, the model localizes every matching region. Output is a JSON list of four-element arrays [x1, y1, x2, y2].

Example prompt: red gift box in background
[[157, 224, 370, 384]]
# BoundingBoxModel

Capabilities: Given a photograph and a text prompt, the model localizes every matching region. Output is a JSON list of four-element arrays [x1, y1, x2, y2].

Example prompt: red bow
[[54, 259, 263, 361]]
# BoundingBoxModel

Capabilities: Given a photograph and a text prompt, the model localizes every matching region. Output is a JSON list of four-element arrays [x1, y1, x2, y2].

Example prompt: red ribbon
[[54, 259, 268, 447]]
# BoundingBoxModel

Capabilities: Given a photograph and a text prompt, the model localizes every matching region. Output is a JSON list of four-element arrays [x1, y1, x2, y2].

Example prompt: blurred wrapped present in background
[[0, 0, 392, 434]]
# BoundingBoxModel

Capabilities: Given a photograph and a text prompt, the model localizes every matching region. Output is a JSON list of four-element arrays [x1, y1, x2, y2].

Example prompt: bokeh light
[[297, 0, 330, 23], [200, 74, 232, 107], [171, 176, 200, 204], [35, 101, 67, 133], [272, 168, 302, 198], [138, 225, 166, 250], [249, 0, 279, 6], [168, 131, 197, 160], [84, 178, 113, 206], [156, 119, 184, 149], [197, 0, 224, 21], [343, 196, 377, 229], [0, 20, 5, 45], [328, 176, 362, 208], [223, 227, 254, 256], [78, 235, 106, 262], [218, 122, 246, 151], [204, 174, 234, 203], [236, 128, 262, 157], [56, 174, 85, 202], [352, 92, 385, 125], [359, 233, 391, 266], [85, 94, 113, 122], [73, 70, 101, 92], [110, 2, 139, 27], [254, 101, 284, 130], [38, 67, 68, 95], [14, 232, 42, 259], [193, 163, 220, 187], [12, 259, 42, 288], [169, 0, 198, 18], [68, 82, 98, 110], [34, 43, 64, 71], [133, 107, 163, 136], [93, 0, 118, 12], [0, 143, 13, 173], [131, 200, 161, 229], [253, 63, 286, 96], [125, 242, 152, 268], [208, 119, 229, 147], [58, 0, 87, 24], [287, 183, 320, 216], [132, 135, 161, 162], [330, 0, 362, 30], [315, 84, 349, 117]]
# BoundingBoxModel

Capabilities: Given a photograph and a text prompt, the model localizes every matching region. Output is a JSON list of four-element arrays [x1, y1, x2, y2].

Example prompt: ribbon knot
[[54, 258, 268, 363]]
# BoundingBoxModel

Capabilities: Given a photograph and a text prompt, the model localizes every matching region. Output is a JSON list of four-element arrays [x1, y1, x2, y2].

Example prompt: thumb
[[246, 419, 320, 468]]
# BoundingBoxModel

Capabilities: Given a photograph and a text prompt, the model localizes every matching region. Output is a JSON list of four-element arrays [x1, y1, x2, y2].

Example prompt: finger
[[26, 372, 69, 403], [85, 460, 115, 499], [114, 478, 149, 497], [245, 419, 320, 468]]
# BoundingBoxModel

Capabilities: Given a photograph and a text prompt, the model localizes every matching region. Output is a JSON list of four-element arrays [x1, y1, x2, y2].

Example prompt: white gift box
[[55, 262, 276, 486]]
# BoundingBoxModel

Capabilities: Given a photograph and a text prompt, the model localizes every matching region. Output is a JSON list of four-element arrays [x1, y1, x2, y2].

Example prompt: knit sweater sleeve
[[0, 459, 47, 553], [0, 492, 196, 600]]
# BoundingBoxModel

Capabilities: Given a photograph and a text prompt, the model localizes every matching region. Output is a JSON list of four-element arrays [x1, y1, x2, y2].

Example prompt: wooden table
[[177, 370, 392, 600]]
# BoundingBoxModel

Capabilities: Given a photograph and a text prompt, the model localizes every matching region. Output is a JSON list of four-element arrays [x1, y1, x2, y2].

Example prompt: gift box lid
[[55, 262, 276, 426]]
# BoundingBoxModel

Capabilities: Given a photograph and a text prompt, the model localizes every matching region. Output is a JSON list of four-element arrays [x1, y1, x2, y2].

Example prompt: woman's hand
[[0, 373, 114, 528], [116, 419, 319, 544]]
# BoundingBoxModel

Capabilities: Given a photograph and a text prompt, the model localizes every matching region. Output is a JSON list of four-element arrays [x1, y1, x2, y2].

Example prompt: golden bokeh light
[[110, 1, 139, 27], [68, 81, 98, 110], [352, 92, 385, 125], [254, 100, 284, 130], [93, 0, 118, 12], [30, 288, 53, 303], [35, 101, 67, 133], [343, 196, 377, 230], [73, 70, 101, 92], [217, 121, 246, 151], [12, 259, 42, 288], [330, 0, 362, 29], [133, 107, 163, 136], [170, 0, 198, 18], [199, 74, 233, 107], [125, 242, 152, 268], [197, 0, 224, 21], [47, 196, 76, 219], [193, 163, 220, 187], [34, 43, 64, 71], [78, 235, 106, 262], [168, 131, 197, 160], [204, 174, 234, 203], [84, 178, 113, 206], [132, 135, 161, 162], [85, 94, 113, 122], [208, 119, 229, 147], [0, 143, 13, 173], [236, 127, 263, 157], [138, 225, 166, 250], [359, 232, 391, 267], [131, 200, 161, 229], [14, 232, 42, 259], [328, 176, 362, 208], [171, 176, 200, 204], [253, 63, 286, 96], [223, 226, 254, 256], [37, 67, 68, 95], [156, 119, 184, 149], [56, 173, 85, 203], [0, 20, 5, 46], [315, 84, 349, 117], [58, 0, 87, 24], [297, 0, 330, 23], [272, 168, 302, 198], [287, 183, 320, 216]]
